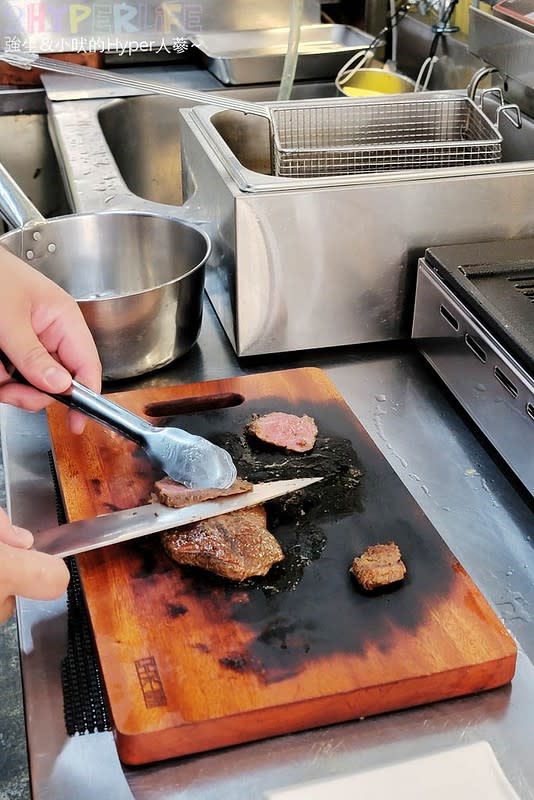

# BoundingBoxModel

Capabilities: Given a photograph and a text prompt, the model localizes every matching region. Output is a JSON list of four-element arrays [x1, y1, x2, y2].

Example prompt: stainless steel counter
[[2, 298, 534, 799]]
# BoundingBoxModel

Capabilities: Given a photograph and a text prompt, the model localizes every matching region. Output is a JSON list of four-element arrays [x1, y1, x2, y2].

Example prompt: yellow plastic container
[[339, 68, 416, 97]]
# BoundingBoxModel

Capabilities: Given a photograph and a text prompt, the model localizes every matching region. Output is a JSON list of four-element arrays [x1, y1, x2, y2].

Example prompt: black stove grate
[[48, 452, 112, 736], [425, 243, 534, 376], [510, 273, 534, 304]]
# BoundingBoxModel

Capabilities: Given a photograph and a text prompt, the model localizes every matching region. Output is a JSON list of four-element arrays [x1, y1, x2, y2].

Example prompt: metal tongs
[[0, 355, 237, 489], [0, 50, 270, 118], [52, 380, 237, 489]]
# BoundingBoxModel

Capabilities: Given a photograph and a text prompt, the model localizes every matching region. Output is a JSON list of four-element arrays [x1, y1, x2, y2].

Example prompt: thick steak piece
[[350, 542, 406, 591], [153, 477, 253, 509], [247, 412, 318, 453], [161, 506, 284, 581]]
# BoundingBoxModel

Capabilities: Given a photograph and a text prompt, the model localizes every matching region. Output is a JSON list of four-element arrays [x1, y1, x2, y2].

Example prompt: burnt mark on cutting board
[[137, 393, 455, 683], [193, 643, 211, 654], [219, 652, 251, 673], [102, 502, 122, 513], [166, 603, 188, 618], [132, 537, 175, 580], [351, 575, 408, 598], [90, 478, 102, 495]]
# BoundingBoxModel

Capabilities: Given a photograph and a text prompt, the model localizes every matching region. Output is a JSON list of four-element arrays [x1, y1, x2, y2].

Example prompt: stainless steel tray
[[191, 24, 375, 85]]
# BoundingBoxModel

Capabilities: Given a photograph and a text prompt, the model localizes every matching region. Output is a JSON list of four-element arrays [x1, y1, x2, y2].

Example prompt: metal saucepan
[[0, 163, 210, 381]]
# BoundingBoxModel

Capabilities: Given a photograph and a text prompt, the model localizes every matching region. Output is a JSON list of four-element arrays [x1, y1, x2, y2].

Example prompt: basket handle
[[480, 87, 504, 112], [480, 88, 522, 130], [496, 103, 522, 130]]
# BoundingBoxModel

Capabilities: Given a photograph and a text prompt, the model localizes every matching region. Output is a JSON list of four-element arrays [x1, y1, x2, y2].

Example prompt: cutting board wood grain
[[47, 368, 517, 766]]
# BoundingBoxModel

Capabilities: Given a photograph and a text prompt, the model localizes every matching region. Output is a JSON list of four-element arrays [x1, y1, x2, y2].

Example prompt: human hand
[[0, 507, 70, 624], [0, 247, 101, 433]]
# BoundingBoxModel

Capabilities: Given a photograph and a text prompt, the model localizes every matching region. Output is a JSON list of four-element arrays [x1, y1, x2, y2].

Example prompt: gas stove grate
[[509, 273, 534, 304], [424, 249, 534, 376]]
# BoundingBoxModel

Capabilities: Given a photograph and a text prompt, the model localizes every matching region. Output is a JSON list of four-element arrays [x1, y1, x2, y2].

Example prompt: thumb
[[3, 329, 71, 395], [0, 508, 33, 549]]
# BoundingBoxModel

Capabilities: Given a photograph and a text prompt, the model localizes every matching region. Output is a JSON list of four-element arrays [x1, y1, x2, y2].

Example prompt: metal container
[[45, 91, 534, 358], [176, 93, 534, 356], [191, 24, 375, 85], [0, 165, 210, 381]]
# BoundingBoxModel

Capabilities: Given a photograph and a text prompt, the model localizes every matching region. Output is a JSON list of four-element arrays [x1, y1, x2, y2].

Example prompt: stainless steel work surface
[[3, 299, 534, 799], [192, 24, 375, 85]]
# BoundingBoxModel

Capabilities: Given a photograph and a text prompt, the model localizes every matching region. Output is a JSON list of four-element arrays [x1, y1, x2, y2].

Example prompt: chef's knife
[[36, 477, 322, 558]]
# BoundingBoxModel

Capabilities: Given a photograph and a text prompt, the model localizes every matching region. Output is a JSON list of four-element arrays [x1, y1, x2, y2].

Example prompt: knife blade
[[36, 477, 323, 558]]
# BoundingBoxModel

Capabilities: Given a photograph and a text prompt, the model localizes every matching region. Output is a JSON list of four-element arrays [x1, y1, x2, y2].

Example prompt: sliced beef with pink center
[[247, 412, 318, 453], [152, 477, 253, 509]]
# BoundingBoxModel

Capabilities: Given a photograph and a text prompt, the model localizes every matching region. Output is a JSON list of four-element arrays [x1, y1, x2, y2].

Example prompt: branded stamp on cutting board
[[47, 368, 517, 766]]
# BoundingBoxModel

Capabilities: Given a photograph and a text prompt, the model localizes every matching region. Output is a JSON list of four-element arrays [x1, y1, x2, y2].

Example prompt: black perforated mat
[[49, 452, 112, 736]]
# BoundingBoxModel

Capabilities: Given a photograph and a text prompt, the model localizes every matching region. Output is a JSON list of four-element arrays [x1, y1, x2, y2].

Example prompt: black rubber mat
[[48, 452, 112, 736]]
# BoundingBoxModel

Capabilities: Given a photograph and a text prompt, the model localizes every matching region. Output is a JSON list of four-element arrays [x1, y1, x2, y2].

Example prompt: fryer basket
[[270, 96, 503, 178]]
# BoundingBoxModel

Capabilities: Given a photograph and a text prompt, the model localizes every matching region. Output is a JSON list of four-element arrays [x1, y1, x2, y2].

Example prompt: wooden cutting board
[[47, 368, 517, 766]]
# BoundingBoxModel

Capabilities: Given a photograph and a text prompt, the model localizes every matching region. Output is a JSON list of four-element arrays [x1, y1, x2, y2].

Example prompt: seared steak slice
[[153, 477, 253, 509], [350, 542, 406, 591], [247, 412, 318, 453], [161, 506, 284, 581]]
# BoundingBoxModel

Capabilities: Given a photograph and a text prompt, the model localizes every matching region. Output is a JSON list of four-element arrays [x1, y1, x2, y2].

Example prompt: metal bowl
[[339, 68, 416, 97], [0, 210, 210, 381]]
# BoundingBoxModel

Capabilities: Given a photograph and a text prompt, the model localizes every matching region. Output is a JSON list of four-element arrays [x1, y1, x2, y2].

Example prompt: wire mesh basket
[[270, 95, 503, 178]]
